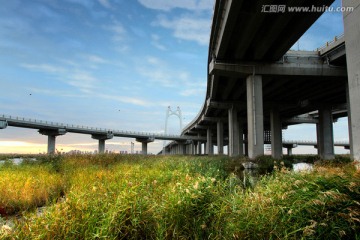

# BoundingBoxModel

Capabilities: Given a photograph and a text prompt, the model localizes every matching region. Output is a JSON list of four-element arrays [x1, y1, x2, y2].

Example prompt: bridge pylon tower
[[163, 106, 183, 154]]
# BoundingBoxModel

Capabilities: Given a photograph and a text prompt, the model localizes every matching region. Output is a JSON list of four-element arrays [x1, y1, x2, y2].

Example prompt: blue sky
[[0, 0, 349, 154]]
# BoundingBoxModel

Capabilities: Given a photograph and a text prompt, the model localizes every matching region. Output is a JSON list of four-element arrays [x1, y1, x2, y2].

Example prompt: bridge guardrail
[[0, 114, 192, 139], [316, 33, 345, 52]]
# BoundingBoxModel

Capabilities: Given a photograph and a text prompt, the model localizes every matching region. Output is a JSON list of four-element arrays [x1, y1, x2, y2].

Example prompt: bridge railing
[[316, 33, 345, 52], [284, 139, 349, 145], [1, 114, 184, 139]]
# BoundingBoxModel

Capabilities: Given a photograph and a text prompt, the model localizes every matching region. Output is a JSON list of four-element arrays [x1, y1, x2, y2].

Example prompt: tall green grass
[[0, 162, 64, 216], [0, 154, 359, 239]]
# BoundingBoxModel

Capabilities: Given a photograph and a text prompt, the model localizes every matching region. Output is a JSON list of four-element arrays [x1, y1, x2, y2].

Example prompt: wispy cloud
[[180, 88, 205, 97], [106, 21, 127, 42], [21, 63, 66, 74], [97, 93, 153, 107], [153, 14, 210, 45], [137, 0, 213, 11], [135, 55, 206, 99], [83, 54, 107, 64], [105, 20, 130, 52], [136, 56, 179, 87], [66, 71, 98, 93], [21, 62, 99, 93], [98, 0, 112, 9], [151, 34, 167, 51]]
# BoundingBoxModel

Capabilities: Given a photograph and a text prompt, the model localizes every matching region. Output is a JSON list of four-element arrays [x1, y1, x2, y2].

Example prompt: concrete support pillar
[[343, 0, 360, 160], [239, 118, 244, 156], [228, 107, 240, 157], [317, 107, 335, 160], [287, 147, 293, 156], [98, 139, 105, 154], [346, 82, 353, 156], [316, 123, 322, 156], [0, 120, 7, 129], [244, 134, 249, 156], [177, 142, 186, 155], [270, 108, 283, 159], [217, 121, 224, 154], [136, 137, 154, 155], [47, 135, 56, 154], [92, 132, 113, 154], [193, 141, 198, 154], [190, 142, 195, 155], [197, 134, 202, 155], [207, 128, 213, 155], [39, 129, 66, 154], [246, 75, 264, 159], [284, 144, 297, 156], [142, 142, 148, 155]]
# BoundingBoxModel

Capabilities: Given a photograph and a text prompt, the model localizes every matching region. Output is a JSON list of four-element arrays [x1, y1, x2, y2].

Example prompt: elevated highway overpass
[[2, 1, 359, 160], [0, 115, 204, 154], [176, 0, 360, 160]]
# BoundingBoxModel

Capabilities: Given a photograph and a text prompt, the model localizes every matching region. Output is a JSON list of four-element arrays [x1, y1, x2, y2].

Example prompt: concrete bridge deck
[[175, 0, 359, 160], [0, 114, 204, 154]]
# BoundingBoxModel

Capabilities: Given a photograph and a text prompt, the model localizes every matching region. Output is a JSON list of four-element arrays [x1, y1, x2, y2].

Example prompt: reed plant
[[0, 162, 64, 216], [0, 154, 359, 239]]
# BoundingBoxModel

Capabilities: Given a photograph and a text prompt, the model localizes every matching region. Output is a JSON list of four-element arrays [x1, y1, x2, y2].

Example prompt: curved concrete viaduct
[[178, 0, 360, 160]]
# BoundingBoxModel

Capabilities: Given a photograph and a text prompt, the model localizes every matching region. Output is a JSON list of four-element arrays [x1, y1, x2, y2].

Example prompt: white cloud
[[21, 63, 66, 74], [98, 0, 112, 9], [83, 54, 107, 64], [137, 0, 213, 11], [151, 34, 167, 50], [96, 93, 153, 107], [180, 88, 205, 97], [66, 71, 98, 93], [21, 62, 100, 93], [135, 55, 206, 101], [154, 15, 210, 45], [106, 21, 127, 42]]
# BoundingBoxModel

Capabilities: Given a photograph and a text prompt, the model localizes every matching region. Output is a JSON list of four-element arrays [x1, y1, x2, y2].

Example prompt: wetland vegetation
[[0, 154, 359, 239]]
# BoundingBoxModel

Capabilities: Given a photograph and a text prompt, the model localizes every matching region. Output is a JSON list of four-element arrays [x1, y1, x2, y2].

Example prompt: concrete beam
[[343, 0, 360, 160], [201, 116, 227, 122], [284, 117, 318, 124], [206, 99, 245, 109], [195, 124, 211, 130], [209, 56, 347, 78]]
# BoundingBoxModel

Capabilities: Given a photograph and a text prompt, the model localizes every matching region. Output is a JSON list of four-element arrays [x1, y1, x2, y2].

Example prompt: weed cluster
[[0, 154, 359, 239]]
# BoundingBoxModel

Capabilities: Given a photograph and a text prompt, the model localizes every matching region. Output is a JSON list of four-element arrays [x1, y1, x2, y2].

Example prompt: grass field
[[0, 154, 359, 239]]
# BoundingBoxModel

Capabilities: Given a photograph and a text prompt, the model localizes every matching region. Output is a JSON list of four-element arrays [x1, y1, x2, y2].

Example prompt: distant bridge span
[[0, 114, 204, 154]]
